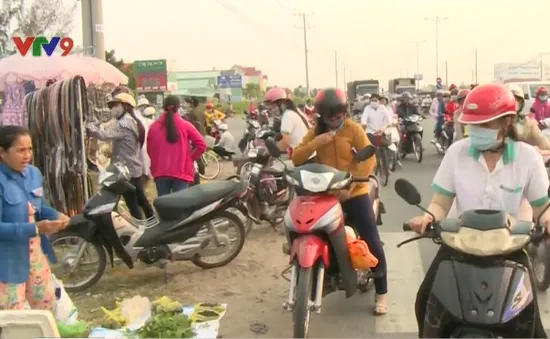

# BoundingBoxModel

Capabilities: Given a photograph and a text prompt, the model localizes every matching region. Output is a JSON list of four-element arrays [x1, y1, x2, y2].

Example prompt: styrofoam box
[[0, 310, 59, 339]]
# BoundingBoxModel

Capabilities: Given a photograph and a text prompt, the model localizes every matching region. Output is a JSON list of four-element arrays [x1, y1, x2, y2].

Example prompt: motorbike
[[238, 118, 261, 155], [50, 163, 249, 292], [398, 114, 423, 163], [241, 130, 294, 235], [434, 115, 454, 155], [263, 139, 385, 338], [395, 178, 549, 338]]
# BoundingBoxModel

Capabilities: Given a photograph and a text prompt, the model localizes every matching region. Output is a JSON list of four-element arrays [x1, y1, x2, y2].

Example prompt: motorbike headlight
[[329, 177, 351, 190], [285, 174, 300, 186]]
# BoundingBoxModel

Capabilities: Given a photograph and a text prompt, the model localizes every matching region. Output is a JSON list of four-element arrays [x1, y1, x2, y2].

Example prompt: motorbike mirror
[[394, 178, 421, 205], [354, 145, 376, 161], [265, 137, 281, 157]]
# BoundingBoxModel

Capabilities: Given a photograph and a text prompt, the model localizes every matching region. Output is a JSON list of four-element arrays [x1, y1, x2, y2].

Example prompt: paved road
[[223, 117, 550, 338]]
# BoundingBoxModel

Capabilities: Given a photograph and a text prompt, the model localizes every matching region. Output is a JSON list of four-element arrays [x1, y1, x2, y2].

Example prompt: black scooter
[[395, 178, 549, 338], [51, 163, 249, 292]]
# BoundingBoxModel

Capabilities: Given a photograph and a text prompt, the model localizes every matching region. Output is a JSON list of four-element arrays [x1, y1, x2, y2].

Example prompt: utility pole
[[474, 48, 478, 83], [81, 0, 105, 59], [343, 64, 347, 95], [334, 50, 338, 88], [445, 61, 449, 86], [540, 53, 544, 80], [425, 16, 448, 80], [295, 13, 313, 97], [411, 40, 426, 90]]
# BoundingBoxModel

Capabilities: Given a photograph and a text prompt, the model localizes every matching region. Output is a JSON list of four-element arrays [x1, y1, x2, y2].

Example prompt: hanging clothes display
[[25, 76, 93, 216], [2, 81, 26, 126]]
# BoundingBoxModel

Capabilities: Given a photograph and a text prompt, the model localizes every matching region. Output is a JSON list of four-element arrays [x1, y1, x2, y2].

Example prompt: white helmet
[[143, 106, 156, 117], [137, 97, 149, 107], [217, 123, 228, 131], [506, 84, 524, 99]]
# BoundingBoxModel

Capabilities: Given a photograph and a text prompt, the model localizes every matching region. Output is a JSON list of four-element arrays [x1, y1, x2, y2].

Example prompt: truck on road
[[388, 78, 416, 95], [347, 80, 380, 101]]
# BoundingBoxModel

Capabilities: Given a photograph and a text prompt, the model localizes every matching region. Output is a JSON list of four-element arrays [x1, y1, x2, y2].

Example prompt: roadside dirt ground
[[71, 162, 293, 337]]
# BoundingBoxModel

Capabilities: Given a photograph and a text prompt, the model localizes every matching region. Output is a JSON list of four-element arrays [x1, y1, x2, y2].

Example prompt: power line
[[212, 0, 302, 50]]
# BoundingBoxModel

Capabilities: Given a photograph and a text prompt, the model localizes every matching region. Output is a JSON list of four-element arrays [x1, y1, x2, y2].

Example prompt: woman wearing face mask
[[292, 88, 388, 315], [531, 86, 550, 122], [86, 93, 155, 220], [407, 83, 550, 338], [263, 87, 310, 153], [508, 84, 550, 150]]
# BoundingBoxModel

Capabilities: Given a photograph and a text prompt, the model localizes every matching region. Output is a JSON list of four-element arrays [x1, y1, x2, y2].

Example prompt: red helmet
[[314, 88, 347, 118], [205, 102, 213, 109], [264, 87, 287, 103], [537, 86, 548, 95], [459, 83, 516, 125], [449, 83, 457, 91], [457, 89, 470, 101]]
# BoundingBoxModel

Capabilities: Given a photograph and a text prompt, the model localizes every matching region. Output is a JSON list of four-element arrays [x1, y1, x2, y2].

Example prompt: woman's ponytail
[[163, 95, 181, 144]]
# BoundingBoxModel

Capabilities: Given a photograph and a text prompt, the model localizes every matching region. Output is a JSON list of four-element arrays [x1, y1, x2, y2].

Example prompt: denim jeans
[[155, 177, 190, 196]]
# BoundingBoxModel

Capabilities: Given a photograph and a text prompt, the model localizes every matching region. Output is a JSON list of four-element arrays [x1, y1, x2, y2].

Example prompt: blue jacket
[[0, 163, 59, 283]]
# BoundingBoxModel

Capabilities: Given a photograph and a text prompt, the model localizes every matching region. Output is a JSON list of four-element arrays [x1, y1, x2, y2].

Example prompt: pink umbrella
[[0, 54, 128, 88]]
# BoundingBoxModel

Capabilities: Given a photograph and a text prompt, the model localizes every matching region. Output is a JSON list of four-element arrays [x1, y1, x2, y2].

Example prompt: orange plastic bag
[[344, 226, 379, 269]]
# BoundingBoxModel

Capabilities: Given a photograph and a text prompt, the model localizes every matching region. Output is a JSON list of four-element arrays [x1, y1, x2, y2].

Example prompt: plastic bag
[[53, 275, 78, 324], [344, 226, 379, 270], [57, 320, 89, 338]]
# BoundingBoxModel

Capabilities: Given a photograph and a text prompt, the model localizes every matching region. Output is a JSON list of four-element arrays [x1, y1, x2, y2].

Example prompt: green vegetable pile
[[57, 320, 90, 338], [134, 296, 195, 338]]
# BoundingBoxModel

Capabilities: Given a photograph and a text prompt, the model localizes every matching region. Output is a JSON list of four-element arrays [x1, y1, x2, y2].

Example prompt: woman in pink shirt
[[147, 96, 207, 196]]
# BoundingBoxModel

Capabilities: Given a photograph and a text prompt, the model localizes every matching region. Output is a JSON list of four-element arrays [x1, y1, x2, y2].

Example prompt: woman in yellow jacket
[[204, 102, 225, 132], [291, 88, 388, 315]]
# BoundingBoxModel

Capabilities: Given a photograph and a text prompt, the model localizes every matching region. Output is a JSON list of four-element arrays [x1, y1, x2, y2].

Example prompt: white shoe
[[430, 138, 437, 144]]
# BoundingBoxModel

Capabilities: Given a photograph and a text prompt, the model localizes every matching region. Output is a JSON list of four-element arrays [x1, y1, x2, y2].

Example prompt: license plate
[[248, 148, 258, 157]]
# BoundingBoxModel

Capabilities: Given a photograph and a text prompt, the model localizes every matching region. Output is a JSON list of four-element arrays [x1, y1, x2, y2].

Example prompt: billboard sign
[[134, 59, 167, 91], [217, 74, 242, 88]]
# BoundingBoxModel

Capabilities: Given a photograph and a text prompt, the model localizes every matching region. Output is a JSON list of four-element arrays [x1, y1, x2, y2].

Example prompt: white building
[[494, 61, 550, 82]]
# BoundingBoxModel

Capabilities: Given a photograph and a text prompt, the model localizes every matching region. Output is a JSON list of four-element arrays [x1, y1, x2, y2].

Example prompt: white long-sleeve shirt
[[215, 130, 236, 152], [361, 104, 391, 134], [429, 98, 440, 118]]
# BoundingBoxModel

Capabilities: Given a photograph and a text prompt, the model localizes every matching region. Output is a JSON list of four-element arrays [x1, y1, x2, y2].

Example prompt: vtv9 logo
[[13, 36, 74, 56]]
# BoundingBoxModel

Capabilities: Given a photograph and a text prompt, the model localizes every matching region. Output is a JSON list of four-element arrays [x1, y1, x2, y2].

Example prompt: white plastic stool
[[0, 310, 59, 339]]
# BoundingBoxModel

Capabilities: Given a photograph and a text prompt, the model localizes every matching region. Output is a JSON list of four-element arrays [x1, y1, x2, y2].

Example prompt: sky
[[65, 0, 550, 89]]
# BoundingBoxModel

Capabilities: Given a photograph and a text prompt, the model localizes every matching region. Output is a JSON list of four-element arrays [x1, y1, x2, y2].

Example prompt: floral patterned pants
[[0, 203, 56, 310]]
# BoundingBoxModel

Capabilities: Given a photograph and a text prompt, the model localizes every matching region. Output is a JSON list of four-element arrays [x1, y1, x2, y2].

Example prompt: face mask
[[112, 105, 124, 118], [468, 125, 502, 151], [324, 116, 345, 130], [370, 101, 379, 108], [539, 95, 548, 101]]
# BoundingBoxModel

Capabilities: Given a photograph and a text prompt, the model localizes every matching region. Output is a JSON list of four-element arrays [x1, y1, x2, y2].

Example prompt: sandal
[[373, 294, 387, 316]]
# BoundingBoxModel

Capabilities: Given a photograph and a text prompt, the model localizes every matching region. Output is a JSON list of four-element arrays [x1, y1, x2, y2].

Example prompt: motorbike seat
[[264, 160, 294, 175], [154, 180, 245, 221]]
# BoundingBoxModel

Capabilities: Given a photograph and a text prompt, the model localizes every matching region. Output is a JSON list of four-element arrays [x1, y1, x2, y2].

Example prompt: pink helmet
[[264, 87, 287, 103]]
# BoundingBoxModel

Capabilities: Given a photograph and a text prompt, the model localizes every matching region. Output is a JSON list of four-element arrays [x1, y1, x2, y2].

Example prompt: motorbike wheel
[[378, 148, 390, 187], [531, 243, 550, 291], [237, 161, 254, 180], [389, 147, 398, 172], [413, 135, 423, 163], [244, 217, 254, 237], [49, 232, 107, 293], [293, 265, 314, 338], [191, 210, 246, 269]]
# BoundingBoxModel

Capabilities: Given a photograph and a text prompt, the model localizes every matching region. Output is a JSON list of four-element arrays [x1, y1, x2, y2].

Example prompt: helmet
[[205, 102, 214, 109], [264, 87, 287, 103], [314, 88, 347, 118], [108, 93, 136, 108], [143, 107, 156, 117], [457, 89, 470, 101], [459, 83, 516, 125], [137, 97, 149, 107], [506, 84, 524, 100], [536, 86, 548, 95], [450, 88, 459, 96], [401, 92, 412, 99], [449, 84, 457, 91], [435, 89, 444, 96], [442, 90, 451, 97], [217, 123, 228, 131]]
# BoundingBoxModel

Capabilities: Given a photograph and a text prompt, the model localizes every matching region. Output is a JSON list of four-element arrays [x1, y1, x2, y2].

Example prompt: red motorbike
[[264, 140, 384, 338]]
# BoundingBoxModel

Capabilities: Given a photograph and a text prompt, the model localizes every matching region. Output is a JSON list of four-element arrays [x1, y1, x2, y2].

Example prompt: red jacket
[[147, 112, 206, 182], [445, 102, 459, 120]]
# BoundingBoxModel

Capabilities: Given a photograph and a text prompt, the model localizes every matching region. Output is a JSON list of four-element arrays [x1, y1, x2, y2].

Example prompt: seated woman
[[407, 83, 550, 338], [291, 88, 388, 315]]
